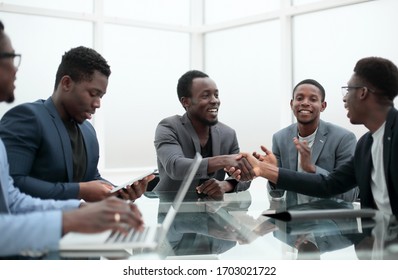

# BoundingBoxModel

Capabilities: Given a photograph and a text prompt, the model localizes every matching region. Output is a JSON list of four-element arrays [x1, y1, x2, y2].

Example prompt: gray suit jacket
[[268, 120, 359, 204], [154, 113, 250, 192], [0, 139, 79, 257]]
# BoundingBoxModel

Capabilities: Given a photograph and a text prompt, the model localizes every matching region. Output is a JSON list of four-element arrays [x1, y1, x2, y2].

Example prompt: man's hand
[[253, 145, 277, 166], [116, 174, 156, 201], [209, 154, 255, 181], [293, 137, 316, 173], [226, 146, 275, 181], [62, 197, 144, 235], [225, 147, 280, 184], [196, 178, 228, 200], [222, 157, 256, 181], [235, 157, 256, 181], [79, 181, 114, 202]]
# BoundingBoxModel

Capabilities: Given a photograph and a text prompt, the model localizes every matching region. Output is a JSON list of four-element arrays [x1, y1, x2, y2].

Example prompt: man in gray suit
[[234, 57, 398, 216], [0, 20, 144, 258], [154, 70, 252, 198], [266, 79, 359, 205]]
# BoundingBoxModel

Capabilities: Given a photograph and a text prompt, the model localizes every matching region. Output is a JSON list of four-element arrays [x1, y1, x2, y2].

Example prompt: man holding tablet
[[0, 46, 154, 202]]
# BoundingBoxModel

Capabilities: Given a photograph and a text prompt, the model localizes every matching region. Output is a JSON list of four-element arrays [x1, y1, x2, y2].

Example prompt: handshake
[[225, 145, 278, 182]]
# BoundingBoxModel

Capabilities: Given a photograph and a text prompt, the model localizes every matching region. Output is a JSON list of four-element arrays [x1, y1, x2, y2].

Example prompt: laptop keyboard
[[106, 227, 150, 244]]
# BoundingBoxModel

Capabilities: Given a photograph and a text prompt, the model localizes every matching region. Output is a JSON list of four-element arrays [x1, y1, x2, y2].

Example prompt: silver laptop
[[59, 153, 202, 252]]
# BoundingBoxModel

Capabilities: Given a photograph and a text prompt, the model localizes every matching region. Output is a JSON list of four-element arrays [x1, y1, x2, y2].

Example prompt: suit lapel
[[211, 125, 221, 156], [383, 108, 398, 214], [383, 110, 394, 181], [78, 123, 90, 179], [182, 113, 201, 154], [288, 124, 298, 170], [44, 98, 74, 181], [312, 120, 327, 164], [359, 134, 374, 207]]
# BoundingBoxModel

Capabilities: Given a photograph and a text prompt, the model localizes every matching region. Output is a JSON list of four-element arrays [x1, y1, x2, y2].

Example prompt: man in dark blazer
[[235, 57, 398, 215], [0, 46, 153, 202], [154, 70, 251, 198], [0, 20, 144, 257], [268, 79, 359, 205]]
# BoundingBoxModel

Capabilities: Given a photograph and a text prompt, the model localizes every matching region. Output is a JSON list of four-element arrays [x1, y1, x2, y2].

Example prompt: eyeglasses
[[341, 85, 376, 97], [0, 52, 22, 68], [341, 86, 364, 97]]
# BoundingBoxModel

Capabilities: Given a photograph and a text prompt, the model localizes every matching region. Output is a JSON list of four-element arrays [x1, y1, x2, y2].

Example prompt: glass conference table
[[60, 178, 398, 260]]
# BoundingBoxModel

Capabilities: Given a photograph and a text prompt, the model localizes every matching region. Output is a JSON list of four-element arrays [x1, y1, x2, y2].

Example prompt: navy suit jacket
[[277, 107, 398, 215], [269, 119, 359, 204], [0, 98, 103, 200], [154, 113, 250, 192]]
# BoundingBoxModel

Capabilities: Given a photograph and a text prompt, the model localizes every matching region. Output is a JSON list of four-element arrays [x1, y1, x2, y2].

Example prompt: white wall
[[205, 20, 281, 152], [1, 0, 397, 183], [293, 0, 398, 138]]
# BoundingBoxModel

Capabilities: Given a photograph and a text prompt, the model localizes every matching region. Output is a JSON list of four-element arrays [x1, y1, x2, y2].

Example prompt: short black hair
[[292, 79, 326, 102], [354, 57, 398, 101], [54, 46, 111, 90], [177, 70, 209, 101]]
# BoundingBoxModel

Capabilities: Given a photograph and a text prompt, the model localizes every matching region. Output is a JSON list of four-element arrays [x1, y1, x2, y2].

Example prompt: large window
[[1, 0, 396, 177], [205, 21, 281, 151], [101, 24, 190, 168], [293, 0, 398, 137]]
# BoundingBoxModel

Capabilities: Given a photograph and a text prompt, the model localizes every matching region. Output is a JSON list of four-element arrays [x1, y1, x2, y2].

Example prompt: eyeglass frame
[[341, 85, 374, 97], [0, 52, 22, 68]]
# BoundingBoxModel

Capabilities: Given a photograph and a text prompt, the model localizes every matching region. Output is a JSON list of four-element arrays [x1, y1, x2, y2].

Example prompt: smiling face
[[183, 77, 220, 126], [290, 83, 326, 126], [59, 70, 108, 124]]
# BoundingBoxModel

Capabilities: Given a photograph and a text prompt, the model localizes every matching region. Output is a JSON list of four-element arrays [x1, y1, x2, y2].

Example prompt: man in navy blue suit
[[0, 46, 153, 202]]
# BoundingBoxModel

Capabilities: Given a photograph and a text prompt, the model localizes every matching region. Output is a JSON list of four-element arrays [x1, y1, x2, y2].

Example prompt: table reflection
[[265, 198, 398, 260], [147, 188, 398, 260]]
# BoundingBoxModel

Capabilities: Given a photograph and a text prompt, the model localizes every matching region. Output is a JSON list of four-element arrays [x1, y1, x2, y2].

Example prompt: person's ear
[[359, 87, 370, 100], [181, 96, 190, 110], [320, 101, 327, 112], [60, 75, 73, 92]]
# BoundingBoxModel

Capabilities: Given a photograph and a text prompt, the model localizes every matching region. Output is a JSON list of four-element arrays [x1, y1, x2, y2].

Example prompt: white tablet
[[110, 170, 156, 193]]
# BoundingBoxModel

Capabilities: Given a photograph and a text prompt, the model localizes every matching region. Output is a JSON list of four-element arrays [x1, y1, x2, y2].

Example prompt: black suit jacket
[[277, 107, 398, 215]]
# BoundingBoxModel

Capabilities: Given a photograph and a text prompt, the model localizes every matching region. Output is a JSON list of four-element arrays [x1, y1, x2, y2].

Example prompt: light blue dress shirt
[[0, 138, 80, 257]]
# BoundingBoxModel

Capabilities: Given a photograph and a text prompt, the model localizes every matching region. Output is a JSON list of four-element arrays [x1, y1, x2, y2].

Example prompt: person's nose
[[93, 96, 101, 109], [210, 94, 219, 104], [301, 98, 310, 106]]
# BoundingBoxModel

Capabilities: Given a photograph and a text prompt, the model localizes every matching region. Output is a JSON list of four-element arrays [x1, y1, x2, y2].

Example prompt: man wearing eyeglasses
[[0, 41, 20, 104], [0, 20, 144, 258], [232, 57, 398, 216]]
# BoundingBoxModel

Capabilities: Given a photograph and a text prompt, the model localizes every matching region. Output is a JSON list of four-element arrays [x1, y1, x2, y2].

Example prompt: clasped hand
[[225, 145, 277, 181]]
